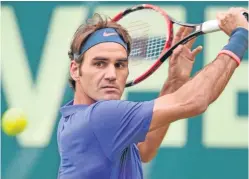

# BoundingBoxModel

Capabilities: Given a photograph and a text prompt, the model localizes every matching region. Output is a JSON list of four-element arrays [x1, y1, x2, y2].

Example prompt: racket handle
[[202, 12, 248, 34], [201, 20, 220, 34]]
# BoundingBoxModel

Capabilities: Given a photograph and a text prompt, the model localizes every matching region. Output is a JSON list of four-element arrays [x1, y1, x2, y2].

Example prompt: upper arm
[[89, 100, 154, 160]]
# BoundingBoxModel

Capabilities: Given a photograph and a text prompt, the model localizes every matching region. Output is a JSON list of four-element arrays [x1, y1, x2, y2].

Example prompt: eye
[[94, 61, 106, 67], [115, 62, 127, 69]]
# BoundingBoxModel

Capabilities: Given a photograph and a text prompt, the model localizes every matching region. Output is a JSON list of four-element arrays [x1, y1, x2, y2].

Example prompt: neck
[[73, 86, 96, 105]]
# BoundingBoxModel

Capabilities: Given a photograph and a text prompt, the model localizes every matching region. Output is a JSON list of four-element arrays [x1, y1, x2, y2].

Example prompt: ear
[[70, 61, 80, 81]]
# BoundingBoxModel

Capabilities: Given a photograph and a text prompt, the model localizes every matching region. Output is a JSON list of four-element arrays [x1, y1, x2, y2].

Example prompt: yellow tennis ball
[[2, 108, 28, 136]]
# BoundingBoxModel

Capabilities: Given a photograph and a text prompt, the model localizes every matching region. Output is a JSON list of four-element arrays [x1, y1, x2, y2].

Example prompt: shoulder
[[92, 100, 135, 107], [90, 100, 154, 111]]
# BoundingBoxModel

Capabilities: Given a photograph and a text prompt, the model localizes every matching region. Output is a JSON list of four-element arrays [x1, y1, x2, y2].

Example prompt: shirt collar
[[60, 100, 88, 118]]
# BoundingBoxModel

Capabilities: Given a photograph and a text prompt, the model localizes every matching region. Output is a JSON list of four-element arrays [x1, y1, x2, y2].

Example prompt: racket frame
[[112, 4, 248, 87]]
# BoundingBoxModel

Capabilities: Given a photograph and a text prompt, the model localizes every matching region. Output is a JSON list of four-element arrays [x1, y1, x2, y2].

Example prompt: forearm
[[140, 55, 235, 150], [138, 87, 171, 163], [209, 55, 237, 103], [207, 27, 248, 103], [190, 54, 237, 106], [174, 54, 237, 119], [151, 54, 238, 131], [137, 124, 169, 162], [138, 78, 185, 162], [140, 55, 237, 161], [160, 78, 187, 96]]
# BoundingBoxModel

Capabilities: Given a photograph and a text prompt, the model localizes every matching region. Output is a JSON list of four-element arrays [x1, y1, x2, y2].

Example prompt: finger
[[172, 44, 184, 57], [172, 26, 185, 45], [216, 12, 225, 21], [182, 27, 195, 49], [185, 36, 197, 49], [216, 12, 226, 27], [169, 45, 183, 65], [191, 46, 203, 58], [232, 7, 248, 13], [181, 27, 193, 39], [238, 7, 249, 15], [239, 8, 248, 13]]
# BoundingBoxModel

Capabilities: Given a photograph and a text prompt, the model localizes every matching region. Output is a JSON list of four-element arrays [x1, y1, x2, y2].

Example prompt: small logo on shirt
[[103, 31, 118, 37]]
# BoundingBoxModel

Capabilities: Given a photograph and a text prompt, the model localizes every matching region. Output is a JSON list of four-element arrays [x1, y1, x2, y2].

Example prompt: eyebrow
[[92, 56, 128, 62]]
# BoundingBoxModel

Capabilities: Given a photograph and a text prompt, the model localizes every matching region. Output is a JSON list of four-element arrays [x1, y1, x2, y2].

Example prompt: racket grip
[[201, 20, 220, 34], [202, 12, 248, 34]]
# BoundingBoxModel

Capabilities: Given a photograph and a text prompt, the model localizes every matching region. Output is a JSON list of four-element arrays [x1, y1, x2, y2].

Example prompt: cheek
[[123, 69, 129, 80], [81, 70, 103, 88], [119, 70, 129, 86]]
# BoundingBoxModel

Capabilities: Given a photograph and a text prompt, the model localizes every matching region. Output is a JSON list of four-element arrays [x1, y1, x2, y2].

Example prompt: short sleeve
[[89, 100, 154, 161]]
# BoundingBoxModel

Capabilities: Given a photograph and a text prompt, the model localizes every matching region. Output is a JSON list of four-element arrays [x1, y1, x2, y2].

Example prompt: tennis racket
[[112, 4, 248, 87]]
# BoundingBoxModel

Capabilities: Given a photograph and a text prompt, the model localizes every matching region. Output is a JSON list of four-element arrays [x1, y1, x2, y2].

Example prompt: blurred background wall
[[1, 1, 248, 179]]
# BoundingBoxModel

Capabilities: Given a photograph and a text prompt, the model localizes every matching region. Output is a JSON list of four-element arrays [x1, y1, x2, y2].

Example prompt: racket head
[[112, 4, 174, 87]]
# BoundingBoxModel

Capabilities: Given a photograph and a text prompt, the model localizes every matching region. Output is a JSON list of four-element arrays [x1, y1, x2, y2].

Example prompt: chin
[[97, 93, 121, 100], [103, 94, 121, 100]]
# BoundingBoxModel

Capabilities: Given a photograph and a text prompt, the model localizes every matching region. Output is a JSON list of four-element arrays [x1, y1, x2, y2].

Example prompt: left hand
[[167, 26, 203, 88]]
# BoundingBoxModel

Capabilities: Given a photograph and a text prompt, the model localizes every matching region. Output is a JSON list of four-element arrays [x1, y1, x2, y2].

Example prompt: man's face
[[74, 42, 129, 102]]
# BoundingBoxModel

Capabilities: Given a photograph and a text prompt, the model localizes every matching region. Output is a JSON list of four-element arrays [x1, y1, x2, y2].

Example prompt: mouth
[[101, 86, 119, 92], [102, 86, 118, 89]]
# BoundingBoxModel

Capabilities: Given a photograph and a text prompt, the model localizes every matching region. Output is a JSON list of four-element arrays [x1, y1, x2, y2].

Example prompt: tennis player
[[57, 7, 248, 179]]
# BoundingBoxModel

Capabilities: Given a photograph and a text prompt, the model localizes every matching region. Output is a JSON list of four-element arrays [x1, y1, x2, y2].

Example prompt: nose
[[104, 65, 117, 82]]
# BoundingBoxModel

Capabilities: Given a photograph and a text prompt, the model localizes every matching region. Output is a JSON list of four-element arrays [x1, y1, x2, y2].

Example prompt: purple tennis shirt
[[57, 99, 154, 179]]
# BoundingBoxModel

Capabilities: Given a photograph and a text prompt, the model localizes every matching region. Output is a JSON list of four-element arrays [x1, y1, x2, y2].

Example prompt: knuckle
[[172, 49, 179, 55]]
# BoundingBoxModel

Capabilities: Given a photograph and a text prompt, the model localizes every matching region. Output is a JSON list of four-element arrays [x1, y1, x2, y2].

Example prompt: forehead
[[83, 42, 128, 60]]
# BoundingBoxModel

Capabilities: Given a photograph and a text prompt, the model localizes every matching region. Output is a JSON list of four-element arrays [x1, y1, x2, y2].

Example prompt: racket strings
[[121, 12, 167, 61], [146, 36, 165, 59], [116, 9, 169, 81], [128, 22, 150, 60]]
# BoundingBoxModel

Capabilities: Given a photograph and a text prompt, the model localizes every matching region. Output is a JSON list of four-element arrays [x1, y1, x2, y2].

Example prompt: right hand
[[217, 7, 248, 36], [167, 27, 202, 85]]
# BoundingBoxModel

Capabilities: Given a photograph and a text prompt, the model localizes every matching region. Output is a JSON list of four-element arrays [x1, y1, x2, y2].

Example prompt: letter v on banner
[[1, 6, 88, 147]]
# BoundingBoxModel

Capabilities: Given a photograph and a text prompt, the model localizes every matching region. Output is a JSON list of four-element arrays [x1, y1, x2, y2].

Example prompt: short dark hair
[[68, 13, 131, 91]]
